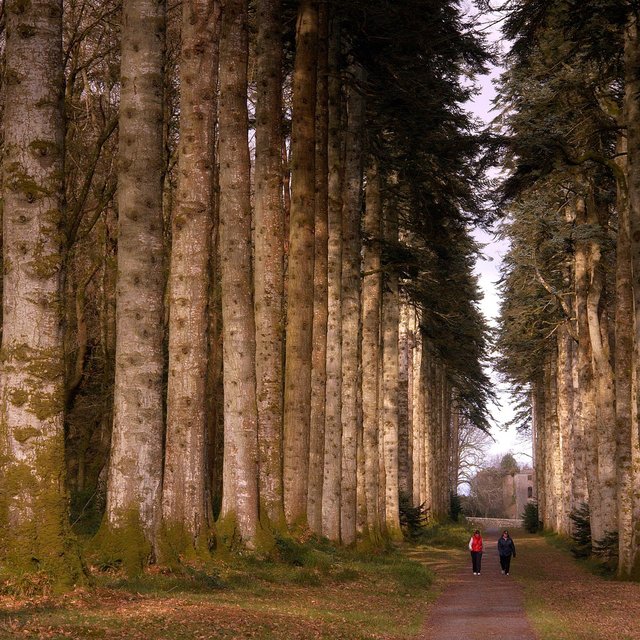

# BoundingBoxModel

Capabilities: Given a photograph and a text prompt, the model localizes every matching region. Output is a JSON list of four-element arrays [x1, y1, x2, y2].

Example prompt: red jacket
[[469, 534, 483, 552]]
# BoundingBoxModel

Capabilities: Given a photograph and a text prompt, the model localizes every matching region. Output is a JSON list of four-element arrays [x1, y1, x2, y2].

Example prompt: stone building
[[503, 469, 536, 519]]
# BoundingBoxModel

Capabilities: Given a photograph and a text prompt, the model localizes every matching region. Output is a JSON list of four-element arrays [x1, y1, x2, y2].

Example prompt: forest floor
[[1, 525, 640, 639], [0, 536, 440, 640]]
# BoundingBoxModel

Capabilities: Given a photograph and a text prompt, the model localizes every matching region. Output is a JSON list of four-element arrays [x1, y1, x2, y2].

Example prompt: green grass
[[412, 519, 473, 548], [1, 536, 437, 639]]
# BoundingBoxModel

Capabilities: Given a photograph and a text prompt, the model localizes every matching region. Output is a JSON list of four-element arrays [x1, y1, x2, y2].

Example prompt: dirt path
[[419, 528, 537, 640]]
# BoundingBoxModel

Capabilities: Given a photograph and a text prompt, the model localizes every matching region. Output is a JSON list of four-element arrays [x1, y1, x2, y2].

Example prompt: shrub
[[399, 493, 430, 537], [592, 530, 618, 573], [522, 501, 541, 533], [569, 502, 591, 558], [449, 493, 463, 522]]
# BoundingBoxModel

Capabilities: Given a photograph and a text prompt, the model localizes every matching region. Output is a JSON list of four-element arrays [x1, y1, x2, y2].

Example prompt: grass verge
[[0, 537, 435, 640]]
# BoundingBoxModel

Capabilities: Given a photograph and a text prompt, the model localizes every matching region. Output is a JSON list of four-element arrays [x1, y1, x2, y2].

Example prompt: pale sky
[[464, 1, 533, 466]]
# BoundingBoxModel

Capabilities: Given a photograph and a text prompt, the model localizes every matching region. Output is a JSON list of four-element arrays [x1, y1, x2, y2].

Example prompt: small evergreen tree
[[449, 493, 463, 522], [569, 503, 592, 558], [522, 501, 541, 533]]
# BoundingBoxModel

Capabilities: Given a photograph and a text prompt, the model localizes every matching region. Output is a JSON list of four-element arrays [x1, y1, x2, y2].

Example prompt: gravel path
[[419, 528, 537, 640]]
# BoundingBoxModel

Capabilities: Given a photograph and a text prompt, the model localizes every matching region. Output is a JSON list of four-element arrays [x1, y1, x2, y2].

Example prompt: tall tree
[[283, 0, 318, 526], [361, 157, 382, 543], [339, 63, 366, 545], [105, 0, 166, 561], [162, 0, 220, 553], [217, 0, 259, 546], [254, 0, 285, 530], [0, 0, 83, 589], [308, 1, 329, 535], [321, 18, 344, 541]]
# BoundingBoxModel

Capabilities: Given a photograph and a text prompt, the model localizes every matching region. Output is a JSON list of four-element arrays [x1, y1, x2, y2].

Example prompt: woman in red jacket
[[468, 529, 483, 575]]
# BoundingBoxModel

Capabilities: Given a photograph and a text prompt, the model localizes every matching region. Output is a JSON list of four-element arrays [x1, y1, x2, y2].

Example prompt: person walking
[[498, 529, 516, 575], [469, 529, 483, 575]]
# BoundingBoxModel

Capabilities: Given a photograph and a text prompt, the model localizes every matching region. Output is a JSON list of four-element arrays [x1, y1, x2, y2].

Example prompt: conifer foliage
[[496, 0, 640, 577]]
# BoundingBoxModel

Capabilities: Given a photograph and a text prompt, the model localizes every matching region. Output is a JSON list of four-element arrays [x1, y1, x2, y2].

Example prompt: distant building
[[503, 469, 536, 519]]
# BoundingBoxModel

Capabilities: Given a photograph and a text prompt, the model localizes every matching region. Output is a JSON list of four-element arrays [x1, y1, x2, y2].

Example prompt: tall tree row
[[496, 0, 640, 578], [0, 0, 493, 587]]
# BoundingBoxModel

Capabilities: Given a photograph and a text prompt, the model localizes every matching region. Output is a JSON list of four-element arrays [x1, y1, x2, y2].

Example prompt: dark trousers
[[500, 554, 512, 574], [471, 551, 482, 573]]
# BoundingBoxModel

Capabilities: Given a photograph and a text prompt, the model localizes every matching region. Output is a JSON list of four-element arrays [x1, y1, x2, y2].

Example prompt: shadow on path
[[419, 528, 537, 640]]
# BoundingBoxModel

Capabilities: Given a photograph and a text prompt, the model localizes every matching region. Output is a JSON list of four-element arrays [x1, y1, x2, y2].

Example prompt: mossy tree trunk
[[217, 0, 260, 547], [339, 63, 365, 546], [105, 0, 166, 561], [283, 0, 318, 527], [254, 0, 285, 531], [162, 0, 220, 554], [307, 1, 329, 537], [321, 19, 344, 541], [0, 0, 83, 591]]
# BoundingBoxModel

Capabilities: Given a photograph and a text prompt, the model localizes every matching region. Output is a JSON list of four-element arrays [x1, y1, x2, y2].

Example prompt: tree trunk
[[623, 10, 640, 577], [361, 157, 382, 543], [381, 206, 402, 539], [535, 379, 547, 524], [321, 19, 343, 541], [574, 195, 601, 539], [398, 301, 411, 503], [307, 1, 329, 535], [556, 320, 574, 535], [106, 0, 166, 558], [340, 64, 366, 545], [162, 0, 220, 552], [254, 0, 285, 531], [0, 0, 83, 589], [614, 130, 636, 576], [585, 197, 617, 539], [413, 327, 425, 506], [217, 0, 259, 547], [283, 0, 318, 526]]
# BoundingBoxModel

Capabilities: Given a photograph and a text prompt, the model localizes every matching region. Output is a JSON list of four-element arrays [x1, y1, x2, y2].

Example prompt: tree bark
[[217, 0, 259, 546], [381, 205, 402, 539], [623, 9, 640, 577], [162, 0, 220, 551], [307, 1, 329, 535], [340, 63, 366, 545], [398, 301, 412, 503], [574, 195, 601, 539], [361, 157, 382, 543], [254, 0, 285, 530], [106, 0, 166, 555], [556, 320, 574, 535], [283, 0, 318, 526], [0, 0, 83, 588], [321, 19, 343, 541]]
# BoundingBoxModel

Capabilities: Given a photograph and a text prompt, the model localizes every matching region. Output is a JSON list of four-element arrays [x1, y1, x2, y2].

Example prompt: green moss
[[13, 426, 39, 443], [214, 512, 240, 557], [0, 437, 84, 594], [4, 164, 49, 201], [28, 140, 59, 157], [29, 253, 61, 279], [88, 510, 152, 578], [157, 521, 214, 569], [9, 388, 29, 407]]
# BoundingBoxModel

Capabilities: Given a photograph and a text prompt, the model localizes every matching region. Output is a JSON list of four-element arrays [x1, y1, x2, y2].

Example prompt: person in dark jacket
[[498, 530, 516, 575], [468, 529, 483, 575]]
